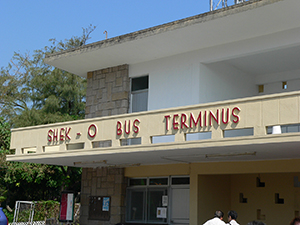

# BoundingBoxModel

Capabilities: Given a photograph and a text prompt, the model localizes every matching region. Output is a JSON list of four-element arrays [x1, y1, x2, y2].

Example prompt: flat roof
[[44, 0, 300, 78]]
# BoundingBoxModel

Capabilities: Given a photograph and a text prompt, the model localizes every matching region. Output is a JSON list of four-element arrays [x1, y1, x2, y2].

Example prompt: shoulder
[[231, 221, 239, 225], [203, 218, 212, 225], [217, 218, 226, 225]]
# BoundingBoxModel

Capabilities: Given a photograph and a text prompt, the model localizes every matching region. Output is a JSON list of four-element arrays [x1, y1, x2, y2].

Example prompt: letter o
[[88, 124, 97, 138]]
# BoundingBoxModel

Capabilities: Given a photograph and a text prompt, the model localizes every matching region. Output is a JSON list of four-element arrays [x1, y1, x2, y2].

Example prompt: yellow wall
[[198, 175, 231, 224], [196, 173, 300, 225], [125, 159, 300, 225]]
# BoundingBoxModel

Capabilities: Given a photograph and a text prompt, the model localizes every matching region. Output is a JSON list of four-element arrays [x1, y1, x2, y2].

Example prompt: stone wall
[[81, 64, 130, 225], [85, 64, 130, 119], [80, 167, 128, 225]]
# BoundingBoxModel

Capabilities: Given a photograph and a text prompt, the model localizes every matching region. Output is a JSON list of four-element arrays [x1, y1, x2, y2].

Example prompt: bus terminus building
[[8, 0, 300, 224]]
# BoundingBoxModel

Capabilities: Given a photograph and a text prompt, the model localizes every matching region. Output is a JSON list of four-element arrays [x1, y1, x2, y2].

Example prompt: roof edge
[[44, 0, 280, 64]]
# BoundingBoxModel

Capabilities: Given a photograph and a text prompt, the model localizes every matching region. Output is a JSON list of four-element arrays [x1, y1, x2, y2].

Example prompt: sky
[[0, 0, 238, 69]]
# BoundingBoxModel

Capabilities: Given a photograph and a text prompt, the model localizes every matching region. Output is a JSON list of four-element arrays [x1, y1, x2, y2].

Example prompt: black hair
[[228, 210, 238, 220], [290, 217, 300, 225]]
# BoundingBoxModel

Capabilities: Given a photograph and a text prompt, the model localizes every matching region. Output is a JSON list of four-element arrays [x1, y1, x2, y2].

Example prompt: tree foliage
[[0, 25, 95, 127], [0, 25, 96, 207], [0, 117, 10, 203]]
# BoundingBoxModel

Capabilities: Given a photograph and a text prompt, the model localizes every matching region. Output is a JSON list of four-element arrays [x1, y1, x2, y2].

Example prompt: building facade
[[8, 0, 300, 224]]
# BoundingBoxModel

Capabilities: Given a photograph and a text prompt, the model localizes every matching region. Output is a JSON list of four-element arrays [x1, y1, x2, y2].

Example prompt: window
[[131, 76, 148, 112], [282, 81, 287, 90], [126, 176, 190, 224], [258, 84, 264, 93], [127, 188, 168, 223]]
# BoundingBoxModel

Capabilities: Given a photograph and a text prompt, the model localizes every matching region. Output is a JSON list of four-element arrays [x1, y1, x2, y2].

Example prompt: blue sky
[[0, 0, 237, 69]]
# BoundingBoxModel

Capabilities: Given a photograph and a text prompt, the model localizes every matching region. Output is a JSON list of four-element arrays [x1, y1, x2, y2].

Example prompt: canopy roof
[[44, 0, 300, 78]]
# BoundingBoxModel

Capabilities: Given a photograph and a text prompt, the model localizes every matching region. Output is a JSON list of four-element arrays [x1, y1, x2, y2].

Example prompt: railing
[[210, 0, 248, 11]]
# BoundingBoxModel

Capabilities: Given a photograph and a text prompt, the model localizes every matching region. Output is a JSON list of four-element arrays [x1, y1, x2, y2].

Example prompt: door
[[171, 188, 190, 224]]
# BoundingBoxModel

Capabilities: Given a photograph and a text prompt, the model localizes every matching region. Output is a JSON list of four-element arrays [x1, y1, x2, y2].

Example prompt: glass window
[[131, 90, 148, 112], [127, 189, 145, 222], [131, 76, 148, 92], [129, 178, 147, 186], [131, 75, 148, 113], [149, 177, 168, 186], [171, 177, 190, 185], [147, 189, 168, 223], [126, 176, 189, 224]]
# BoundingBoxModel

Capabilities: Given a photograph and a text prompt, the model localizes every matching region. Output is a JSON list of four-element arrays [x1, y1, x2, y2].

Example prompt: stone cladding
[[85, 64, 130, 118], [81, 64, 129, 225]]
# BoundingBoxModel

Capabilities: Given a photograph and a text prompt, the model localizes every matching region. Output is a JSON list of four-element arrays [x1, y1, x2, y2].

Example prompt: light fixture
[[205, 151, 256, 158]]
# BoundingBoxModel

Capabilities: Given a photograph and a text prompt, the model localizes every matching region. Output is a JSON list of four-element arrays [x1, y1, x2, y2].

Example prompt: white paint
[[129, 25, 300, 111], [130, 45, 257, 110], [130, 52, 201, 110]]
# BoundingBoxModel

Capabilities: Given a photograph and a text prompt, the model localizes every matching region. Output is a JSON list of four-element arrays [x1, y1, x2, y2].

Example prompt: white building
[[8, 0, 300, 224]]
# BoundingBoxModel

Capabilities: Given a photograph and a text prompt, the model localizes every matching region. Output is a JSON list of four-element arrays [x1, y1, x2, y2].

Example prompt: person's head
[[227, 210, 238, 221], [247, 221, 266, 225], [290, 217, 300, 225], [214, 210, 224, 220]]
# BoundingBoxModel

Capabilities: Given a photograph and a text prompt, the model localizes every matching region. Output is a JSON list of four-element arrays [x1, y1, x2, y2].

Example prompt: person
[[203, 210, 226, 225], [227, 210, 239, 225], [290, 217, 300, 225], [247, 221, 266, 225]]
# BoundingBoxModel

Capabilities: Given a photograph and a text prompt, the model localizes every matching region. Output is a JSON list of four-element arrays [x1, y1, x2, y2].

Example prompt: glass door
[[147, 189, 168, 223]]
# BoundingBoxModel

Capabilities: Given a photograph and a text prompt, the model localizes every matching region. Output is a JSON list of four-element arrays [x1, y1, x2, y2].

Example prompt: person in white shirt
[[227, 210, 239, 225], [203, 210, 226, 225]]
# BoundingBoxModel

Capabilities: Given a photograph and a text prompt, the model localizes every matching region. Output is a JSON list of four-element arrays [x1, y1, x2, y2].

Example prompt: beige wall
[[10, 91, 300, 158]]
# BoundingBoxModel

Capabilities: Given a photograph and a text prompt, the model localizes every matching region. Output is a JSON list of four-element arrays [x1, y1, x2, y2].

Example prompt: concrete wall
[[130, 52, 201, 110], [130, 48, 257, 111], [256, 68, 300, 95], [81, 64, 130, 225]]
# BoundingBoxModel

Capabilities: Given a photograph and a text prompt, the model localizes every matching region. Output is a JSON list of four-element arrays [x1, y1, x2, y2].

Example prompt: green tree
[[0, 117, 10, 204], [0, 25, 95, 207], [0, 25, 95, 126]]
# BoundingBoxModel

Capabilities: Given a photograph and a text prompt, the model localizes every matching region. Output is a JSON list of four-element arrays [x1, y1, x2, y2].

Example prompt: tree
[[0, 117, 10, 204], [0, 25, 95, 126], [0, 25, 96, 206]]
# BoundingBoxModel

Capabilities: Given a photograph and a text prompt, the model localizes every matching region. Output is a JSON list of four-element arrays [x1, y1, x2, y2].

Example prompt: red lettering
[[88, 124, 97, 138], [204, 111, 207, 127], [60, 128, 65, 141], [181, 113, 189, 129], [133, 119, 140, 133], [232, 107, 241, 123], [117, 121, 122, 135], [173, 114, 179, 130], [53, 129, 58, 141], [125, 120, 131, 134], [48, 129, 53, 142], [165, 115, 171, 131], [65, 127, 71, 140], [222, 108, 229, 124], [190, 112, 202, 128], [209, 110, 219, 126]]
